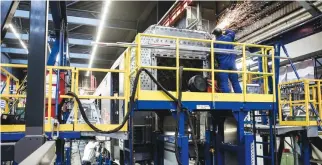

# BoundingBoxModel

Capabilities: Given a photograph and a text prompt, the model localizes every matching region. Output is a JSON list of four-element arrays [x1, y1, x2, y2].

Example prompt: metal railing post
[[242, 44, 247, 101], [136, 34, 141, 98], [318, 81, 322, 119], [74, 69, 79, 125], [210, 41, 215, 103], [271, 47, 276, 103], [176, 38, 180, 97], [48, 69, 53, 131], [304, 80, 310, 125]]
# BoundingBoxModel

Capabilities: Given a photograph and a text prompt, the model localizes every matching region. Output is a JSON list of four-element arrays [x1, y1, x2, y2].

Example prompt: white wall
[[280, 31, 322, 62], [279, 59, 314, 82]]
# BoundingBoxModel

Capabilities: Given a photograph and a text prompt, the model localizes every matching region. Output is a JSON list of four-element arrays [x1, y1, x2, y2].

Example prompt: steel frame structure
[[1, 1, 319, 164], [314, 56, 322, 79], [119, 33, 279, 165]]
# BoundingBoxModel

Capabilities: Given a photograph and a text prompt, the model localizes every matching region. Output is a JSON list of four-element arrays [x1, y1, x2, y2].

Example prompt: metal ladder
[[252, 110, 276, 165]]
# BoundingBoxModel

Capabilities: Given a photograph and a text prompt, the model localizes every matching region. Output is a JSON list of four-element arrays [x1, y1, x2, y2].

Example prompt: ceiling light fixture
[[87, 0, 111, 76], [9, 24, 28, 53]]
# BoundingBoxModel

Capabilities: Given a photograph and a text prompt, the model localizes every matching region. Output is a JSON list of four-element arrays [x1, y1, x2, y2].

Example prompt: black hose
[[185, 110, 199, 165], [60, 68, 199, 164], [61, 68, 179, 134], [174, 66, 199, 165], [57, 98, 66, 123]]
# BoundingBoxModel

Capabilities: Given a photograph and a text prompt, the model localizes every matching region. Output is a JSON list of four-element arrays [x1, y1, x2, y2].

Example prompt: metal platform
[[255, 124, 318, 136], [1, 131, 128, 141], [135, 90, 274, 111]]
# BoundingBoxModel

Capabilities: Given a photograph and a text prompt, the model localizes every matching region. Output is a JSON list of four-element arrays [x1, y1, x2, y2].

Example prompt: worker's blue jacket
[[214, 29, 242, 93], [214, 29, 236, 65]]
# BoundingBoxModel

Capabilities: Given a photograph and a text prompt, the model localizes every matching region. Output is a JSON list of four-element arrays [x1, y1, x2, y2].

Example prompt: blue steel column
[[215, 117, 224, 165], [204, 127, 211, 165], [128, 107, 134, 165], [14, 0, 48, 163], [153, 131, 164, 165], [244, 134, 254, 165], [178, 112, 189, 165], [233, 110, 249, 165], [301, 132, 310, 165], [65, 144, 71, 165], [258, 55, 268, 125], [47, 39, 60, 66], [271, 43, 280, 165], [54, 25, 66, 165], [55, 25, 64, 118], [205, 113, 215, 165]]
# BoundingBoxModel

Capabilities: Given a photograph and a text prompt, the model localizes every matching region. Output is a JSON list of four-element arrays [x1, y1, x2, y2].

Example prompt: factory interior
[[1, 1, 322, 165]]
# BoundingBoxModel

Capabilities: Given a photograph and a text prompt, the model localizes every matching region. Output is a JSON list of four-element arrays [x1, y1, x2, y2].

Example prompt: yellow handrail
[[1, 33, 277, 133], [279, 79, 322, 126], [1, 67, 19, 82], [133, 33, 275, 103], [0, 63, 130, 132]]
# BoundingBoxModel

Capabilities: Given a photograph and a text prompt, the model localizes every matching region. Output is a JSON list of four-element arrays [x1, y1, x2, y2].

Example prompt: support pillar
[[214, 117, 224, 165], [178, 112, 189, 165], [56, 139, 65, 165], [204, 112, 213, 165], [14, 0, 48, 163], [301, 132, 310, 165], [233, 110, 249, 165]]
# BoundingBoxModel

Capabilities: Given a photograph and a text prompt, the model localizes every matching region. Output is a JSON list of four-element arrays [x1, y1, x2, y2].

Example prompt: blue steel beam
[[1, 0, 20, 40], [49, 1, 67, 39], [1, 47, 115, 62], [5, 32, 93, 46], [298, 1, 321, 17], [14, 1, 47, 163], [14, 10, 137, 31], [1, 47, 90, 59], [10, 59, 90, 68]]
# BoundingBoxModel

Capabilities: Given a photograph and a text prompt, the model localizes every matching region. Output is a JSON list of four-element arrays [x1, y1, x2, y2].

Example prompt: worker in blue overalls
[[212, 28, 242, 93]]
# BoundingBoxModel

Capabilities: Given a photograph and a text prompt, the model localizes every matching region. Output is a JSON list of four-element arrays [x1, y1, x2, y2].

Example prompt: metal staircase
[[252, 110, 276, 165]]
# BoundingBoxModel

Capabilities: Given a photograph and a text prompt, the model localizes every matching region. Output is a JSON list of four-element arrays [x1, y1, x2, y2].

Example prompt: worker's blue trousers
[[217, 62, 242, 93]]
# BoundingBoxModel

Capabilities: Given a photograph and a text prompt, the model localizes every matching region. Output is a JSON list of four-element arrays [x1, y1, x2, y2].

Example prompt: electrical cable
[[58, 68, 199, 164], [174, 66, 199, 165], [185, 109, 199, 165], [59, 68, 177, 133]]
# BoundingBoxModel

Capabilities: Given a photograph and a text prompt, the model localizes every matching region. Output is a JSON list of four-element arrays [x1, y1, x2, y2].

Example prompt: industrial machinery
[[1, 1, 321, 164], [90, 25, 279, 165]]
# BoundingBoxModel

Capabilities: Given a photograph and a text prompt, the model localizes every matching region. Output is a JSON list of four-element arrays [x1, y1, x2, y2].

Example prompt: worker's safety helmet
[[212, 28, 222, 37]]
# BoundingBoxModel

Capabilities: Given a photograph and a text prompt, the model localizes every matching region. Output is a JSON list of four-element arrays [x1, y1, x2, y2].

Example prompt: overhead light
[[87, 0, 111, 76], [9, 24, 28, 53]]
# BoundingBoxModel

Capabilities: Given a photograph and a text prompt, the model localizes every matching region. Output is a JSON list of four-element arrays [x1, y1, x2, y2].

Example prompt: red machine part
[[1, 74, 7, 81], [160, 0, 193, 26], [45, 72, 65, 118]]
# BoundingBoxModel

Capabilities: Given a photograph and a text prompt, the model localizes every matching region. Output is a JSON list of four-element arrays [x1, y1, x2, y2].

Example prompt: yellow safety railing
[[1, 67, 20, 94], [1, 67, 20, 114], [132, 33, 276, 104], [0, 48, 131, 133], [278, 79, 322, 126]]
